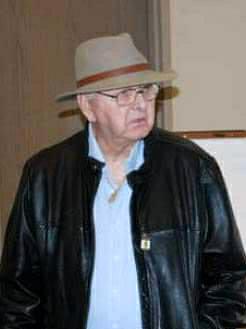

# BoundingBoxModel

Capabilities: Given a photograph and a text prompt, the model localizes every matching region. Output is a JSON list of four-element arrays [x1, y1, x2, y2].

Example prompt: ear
[[77, 94, 96, 122]]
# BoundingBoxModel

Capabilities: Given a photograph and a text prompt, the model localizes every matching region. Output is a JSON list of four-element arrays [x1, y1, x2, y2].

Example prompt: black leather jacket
[[1, 127, 246, 329]]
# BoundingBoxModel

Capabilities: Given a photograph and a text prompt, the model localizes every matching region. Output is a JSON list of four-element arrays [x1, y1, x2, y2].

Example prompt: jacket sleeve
[[0, 161, 42, 329], [199, 158, 246, 329]]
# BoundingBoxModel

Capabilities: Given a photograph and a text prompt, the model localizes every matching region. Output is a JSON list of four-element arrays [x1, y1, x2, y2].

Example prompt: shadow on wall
[[59, 110, 86, 125], [158, 86, 179, 101]]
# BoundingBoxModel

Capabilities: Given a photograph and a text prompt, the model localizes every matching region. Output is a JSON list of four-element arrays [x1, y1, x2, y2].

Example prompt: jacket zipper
[[130, 191, 153, 329], [142, 244, 161, 329], [136, 194, 160, 329]]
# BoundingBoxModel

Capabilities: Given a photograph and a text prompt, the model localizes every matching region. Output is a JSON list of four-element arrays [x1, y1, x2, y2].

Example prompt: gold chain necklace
[[108, 178, 126, 203]]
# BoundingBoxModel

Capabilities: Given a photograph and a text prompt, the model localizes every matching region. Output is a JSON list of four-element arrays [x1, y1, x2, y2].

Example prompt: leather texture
[[0, 127, 246, 329]]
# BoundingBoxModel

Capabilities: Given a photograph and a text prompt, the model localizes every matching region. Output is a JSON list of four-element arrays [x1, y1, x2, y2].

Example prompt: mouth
[[130, 118, 146, 125], [128, 118, 149, 130]]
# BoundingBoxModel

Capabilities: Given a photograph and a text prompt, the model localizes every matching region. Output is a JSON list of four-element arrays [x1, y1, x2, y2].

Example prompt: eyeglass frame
[[96, 83, 160, 106]]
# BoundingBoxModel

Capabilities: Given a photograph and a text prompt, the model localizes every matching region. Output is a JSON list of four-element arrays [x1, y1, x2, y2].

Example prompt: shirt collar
[[88, 124, 144, 174]]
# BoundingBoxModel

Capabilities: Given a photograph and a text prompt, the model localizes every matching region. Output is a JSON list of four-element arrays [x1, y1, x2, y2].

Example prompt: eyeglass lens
[[118, 84, 159, 105]]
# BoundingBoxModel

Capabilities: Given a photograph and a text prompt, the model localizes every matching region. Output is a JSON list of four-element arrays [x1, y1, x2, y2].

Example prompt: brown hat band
[[77, 63, 150, 88]]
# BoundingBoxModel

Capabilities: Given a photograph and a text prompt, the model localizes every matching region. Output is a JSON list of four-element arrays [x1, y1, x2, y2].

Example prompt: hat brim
[[56, 69, 177, 102]]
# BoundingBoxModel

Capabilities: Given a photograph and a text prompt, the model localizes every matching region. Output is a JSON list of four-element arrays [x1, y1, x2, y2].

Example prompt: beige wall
[[0, 0, 149, 249], [147, 0, 175, 129], [169, 0, 246, 131]]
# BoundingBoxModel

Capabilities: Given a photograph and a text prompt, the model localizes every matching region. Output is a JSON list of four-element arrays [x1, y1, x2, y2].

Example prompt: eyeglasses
[[97, 84, 160, 106]]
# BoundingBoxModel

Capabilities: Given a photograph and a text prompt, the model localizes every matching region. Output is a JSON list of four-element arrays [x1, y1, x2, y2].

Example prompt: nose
[[134, 92, 146, 110]]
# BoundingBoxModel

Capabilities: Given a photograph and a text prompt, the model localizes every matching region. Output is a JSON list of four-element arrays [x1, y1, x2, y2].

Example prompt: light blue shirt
[[86, 124, 144, 329]]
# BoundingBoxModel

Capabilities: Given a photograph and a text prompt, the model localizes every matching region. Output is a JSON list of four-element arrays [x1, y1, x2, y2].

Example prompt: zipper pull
[[140, 233, 151, 251]]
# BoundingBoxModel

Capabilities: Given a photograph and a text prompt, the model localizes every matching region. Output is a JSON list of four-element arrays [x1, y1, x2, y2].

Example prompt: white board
[[194, 138, 246, 249]]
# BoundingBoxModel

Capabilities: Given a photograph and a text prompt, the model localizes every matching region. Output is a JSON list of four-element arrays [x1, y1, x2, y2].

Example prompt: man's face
[[78, 85, 157, 145]]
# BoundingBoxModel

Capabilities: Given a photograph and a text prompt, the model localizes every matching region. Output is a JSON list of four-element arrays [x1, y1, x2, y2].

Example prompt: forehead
[[97, 84, 146, 95]]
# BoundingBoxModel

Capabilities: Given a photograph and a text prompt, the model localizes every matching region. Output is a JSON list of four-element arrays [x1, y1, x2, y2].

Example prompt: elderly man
[[0, 33, 246, 329]]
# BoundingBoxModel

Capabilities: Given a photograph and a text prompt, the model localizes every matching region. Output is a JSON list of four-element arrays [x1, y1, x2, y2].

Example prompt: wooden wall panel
[[0, 0, 148, 249]]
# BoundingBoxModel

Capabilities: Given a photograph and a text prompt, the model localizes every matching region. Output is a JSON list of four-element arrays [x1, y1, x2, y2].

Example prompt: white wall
[[194, 137, 246, 248], [170, 0, 246, 131]]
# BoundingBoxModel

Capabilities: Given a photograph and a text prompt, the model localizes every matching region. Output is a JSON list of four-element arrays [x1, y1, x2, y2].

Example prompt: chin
[[128, 126, 152, 141]]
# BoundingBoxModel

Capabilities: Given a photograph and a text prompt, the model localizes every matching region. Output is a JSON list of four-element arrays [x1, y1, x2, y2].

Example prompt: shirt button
[[112, 323, 119, 329]]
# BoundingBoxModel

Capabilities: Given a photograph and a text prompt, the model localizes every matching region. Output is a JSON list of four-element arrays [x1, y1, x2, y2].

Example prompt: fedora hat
[[56, 33, 177, 102]]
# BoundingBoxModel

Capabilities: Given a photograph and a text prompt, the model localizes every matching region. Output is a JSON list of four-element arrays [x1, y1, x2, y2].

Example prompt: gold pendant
[[107, 179, 125, 203], [108, 190, 118, 203]]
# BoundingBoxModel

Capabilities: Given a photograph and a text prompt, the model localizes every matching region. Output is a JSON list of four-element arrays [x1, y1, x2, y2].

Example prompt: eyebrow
[[99, 85, 148, 96]]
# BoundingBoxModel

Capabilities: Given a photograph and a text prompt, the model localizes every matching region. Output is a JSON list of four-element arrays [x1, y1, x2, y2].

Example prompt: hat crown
[[56, 33, 177, 102], [75, 33, 147, 81]]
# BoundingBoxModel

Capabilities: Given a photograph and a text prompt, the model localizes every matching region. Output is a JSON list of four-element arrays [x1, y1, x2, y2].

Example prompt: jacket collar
[[78, 123, 157, 187]]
